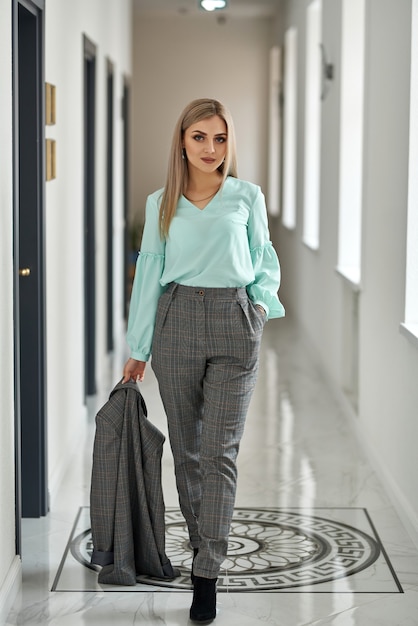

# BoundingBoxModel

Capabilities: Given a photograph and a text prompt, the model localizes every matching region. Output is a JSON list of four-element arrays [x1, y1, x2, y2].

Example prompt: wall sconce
[[199, 0, 227, 11], [320, 43, 334, 100]]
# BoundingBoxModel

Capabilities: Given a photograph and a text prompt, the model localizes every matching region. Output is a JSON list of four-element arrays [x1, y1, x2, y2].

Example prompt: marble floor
[[6, 317, 418, 625]]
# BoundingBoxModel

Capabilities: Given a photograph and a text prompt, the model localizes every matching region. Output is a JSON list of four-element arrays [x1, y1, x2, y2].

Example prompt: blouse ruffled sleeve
[[126, 193, 166, 361], [246, 186, 285, 320]]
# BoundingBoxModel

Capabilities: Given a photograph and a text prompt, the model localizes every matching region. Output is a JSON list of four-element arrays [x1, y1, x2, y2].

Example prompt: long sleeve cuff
[[248, 243, 285, 319]]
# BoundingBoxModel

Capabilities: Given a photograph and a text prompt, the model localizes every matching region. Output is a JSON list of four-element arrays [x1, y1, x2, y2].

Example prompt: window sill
[[400, 323, 418, 349], [282, 222, 296, 231], [302, 239, 319, 252], [335, 266, 361, 292]]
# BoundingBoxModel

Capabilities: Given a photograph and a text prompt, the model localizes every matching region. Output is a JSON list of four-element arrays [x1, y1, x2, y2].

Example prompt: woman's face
[[183, 115, 227, 176]]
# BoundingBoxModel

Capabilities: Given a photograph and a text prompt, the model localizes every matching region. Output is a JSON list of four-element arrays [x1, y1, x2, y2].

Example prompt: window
[[303, 0, 322, 249], [402, 0, 418, 342], [282, 27, 298, 230], [267, 45, 282, 216], [337, 0, 365, 286]]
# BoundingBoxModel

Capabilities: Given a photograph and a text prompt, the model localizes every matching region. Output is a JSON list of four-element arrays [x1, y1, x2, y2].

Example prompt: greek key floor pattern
[[52, 506, 402, 593]]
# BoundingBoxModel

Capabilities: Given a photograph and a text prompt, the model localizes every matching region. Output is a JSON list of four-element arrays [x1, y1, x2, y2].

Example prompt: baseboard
[[48, 338, 128, 503], [347, 409, 418, 550], [0, 556, 22, 624], [324, 356, 418, 550], [48, 403, 88, 500], [48, 347, 120, 502], [297, 316, 418, 551]]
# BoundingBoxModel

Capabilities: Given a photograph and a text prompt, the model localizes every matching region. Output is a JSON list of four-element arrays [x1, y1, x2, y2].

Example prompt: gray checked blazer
[[90, 380, 178, 585]]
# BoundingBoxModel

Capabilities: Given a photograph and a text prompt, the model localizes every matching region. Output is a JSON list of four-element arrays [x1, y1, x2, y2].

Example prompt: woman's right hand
[[122, 358, 147, 383]]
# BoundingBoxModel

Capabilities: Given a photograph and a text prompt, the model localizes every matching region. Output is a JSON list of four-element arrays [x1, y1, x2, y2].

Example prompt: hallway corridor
[[6, 317, 418, 625]]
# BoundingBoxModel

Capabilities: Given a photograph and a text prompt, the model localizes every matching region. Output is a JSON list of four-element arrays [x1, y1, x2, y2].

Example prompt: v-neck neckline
[[183, 194, 216, 211], [182, 178, 226, 211]]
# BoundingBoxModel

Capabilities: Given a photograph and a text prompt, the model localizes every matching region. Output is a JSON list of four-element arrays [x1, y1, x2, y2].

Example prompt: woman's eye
[[193, 134, 204, 141], [215, 136, 226, 143]]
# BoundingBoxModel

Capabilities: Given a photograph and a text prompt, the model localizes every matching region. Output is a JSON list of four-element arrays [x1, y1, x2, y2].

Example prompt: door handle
[[19, 268, 31, 277]]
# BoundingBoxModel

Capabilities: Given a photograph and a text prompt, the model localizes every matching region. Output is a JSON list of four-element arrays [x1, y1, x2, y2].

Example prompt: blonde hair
[[159, 98, 238, 238]]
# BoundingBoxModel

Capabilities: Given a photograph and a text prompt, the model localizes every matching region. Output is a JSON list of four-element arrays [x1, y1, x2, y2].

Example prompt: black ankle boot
[[191, 548, 199, 583], [190, 575, 217, 623]]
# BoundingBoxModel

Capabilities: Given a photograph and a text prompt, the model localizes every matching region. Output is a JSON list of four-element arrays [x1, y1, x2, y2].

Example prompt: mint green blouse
[[127, 176, 285, 361]]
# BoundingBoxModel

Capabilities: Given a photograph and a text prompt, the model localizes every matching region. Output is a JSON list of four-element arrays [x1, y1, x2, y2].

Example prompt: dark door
[[12, 0, 47, 531], [83, 36, 97, 396], [106, 60, 114, 352], [122, 77, 131, 319]]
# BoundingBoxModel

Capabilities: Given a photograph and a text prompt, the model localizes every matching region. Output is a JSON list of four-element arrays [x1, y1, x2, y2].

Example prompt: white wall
[[359, 0, 418, 535], [275, 0, 418, 541], [272, 0, 343, 389], [131, 14, 273, 224], [0, 0, 21, 619], [44, 0, 132, 495], [0, 0, 132, 615]]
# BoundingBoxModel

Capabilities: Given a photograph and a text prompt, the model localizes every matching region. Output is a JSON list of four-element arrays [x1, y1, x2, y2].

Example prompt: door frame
[[122, 76, 131, 320], [12, 0, 46, 544], [83, 35, 97, 397], [106, 59, 115, 353]]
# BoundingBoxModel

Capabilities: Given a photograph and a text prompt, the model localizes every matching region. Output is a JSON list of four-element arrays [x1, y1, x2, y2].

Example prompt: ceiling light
[[199, 0, 227, 11]]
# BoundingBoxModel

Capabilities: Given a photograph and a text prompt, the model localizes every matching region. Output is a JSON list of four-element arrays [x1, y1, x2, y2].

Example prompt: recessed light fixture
[[199, 0, 227, 11]]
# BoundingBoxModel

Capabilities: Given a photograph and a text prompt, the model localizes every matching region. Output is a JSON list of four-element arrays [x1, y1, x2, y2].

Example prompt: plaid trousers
[[151, 282, 265, 578]]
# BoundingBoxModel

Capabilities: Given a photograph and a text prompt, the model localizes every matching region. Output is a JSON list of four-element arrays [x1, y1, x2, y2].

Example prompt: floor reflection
[[6, 317, 418, 625]]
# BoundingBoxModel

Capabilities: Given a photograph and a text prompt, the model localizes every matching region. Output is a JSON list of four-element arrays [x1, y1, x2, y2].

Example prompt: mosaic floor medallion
[[54, 507, 402, 593], [155, 508, 380, 590]]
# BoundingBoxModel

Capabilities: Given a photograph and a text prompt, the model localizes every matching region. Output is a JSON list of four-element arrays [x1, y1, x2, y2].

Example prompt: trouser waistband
[[166, 282, 247, 301]]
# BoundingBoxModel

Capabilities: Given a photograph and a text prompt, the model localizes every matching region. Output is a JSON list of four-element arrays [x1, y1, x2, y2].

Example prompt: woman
[[122, 98, 284, 622]]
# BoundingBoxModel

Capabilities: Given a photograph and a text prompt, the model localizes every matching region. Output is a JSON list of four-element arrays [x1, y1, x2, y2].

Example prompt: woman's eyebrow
[[191, 130, 227, 136]]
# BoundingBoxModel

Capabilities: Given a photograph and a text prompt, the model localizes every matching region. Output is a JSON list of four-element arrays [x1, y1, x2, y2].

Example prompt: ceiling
[[133, 0, 282, 18]]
